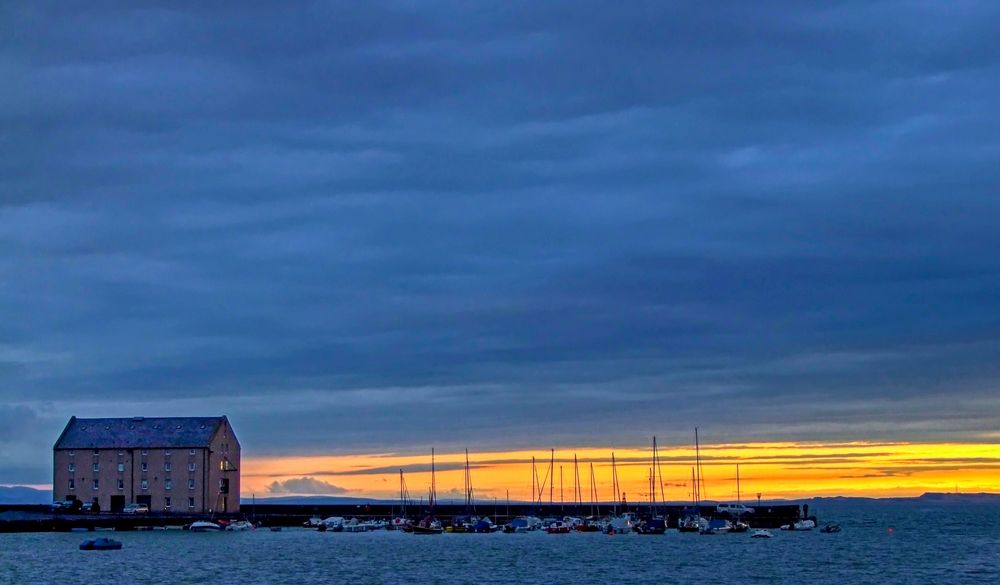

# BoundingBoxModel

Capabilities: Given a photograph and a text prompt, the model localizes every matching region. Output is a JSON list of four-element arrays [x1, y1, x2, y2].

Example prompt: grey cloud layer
[[2, 2, 1000, 483]]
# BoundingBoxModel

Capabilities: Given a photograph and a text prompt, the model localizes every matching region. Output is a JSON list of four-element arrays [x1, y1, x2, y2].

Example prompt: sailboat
[[605, 451, 634, 534], [412, 448, 443, 535], [636, 437, 666, 535], [679, 428, 706, 533]]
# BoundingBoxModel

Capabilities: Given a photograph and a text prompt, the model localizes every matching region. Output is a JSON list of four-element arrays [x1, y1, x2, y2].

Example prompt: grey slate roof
[[54, 416, 227, 450]]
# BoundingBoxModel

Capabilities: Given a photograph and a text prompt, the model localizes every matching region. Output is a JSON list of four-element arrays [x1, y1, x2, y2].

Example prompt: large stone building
[[53, 416, 240, 514]]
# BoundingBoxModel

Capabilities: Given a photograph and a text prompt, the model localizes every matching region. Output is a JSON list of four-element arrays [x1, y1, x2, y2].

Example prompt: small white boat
[[225, 520, 256, 531], [189, 521, 223, 532], [780, 519, 816, 531], [751, 529, 773, 538]]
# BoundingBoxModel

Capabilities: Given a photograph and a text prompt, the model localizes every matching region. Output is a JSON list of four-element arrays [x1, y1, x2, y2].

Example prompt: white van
[[716, 503, 754, 515]]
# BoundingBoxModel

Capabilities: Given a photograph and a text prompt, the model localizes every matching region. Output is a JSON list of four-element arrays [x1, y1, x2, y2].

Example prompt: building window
[[164, 479, 172, 491], [68, 479, 75, 490], [68, 462, 75, 472], [164, 462, 172, 472], [92, 463, 100, 472], [93, 449, 99, 455], [189, 449, 196, 455], [141, 450, 148, 456], [92, 479, 99, 490], [140, 479, 148, 490], [164, 450, 172, 456], [164, 496, 171, 508], [140, 462, 148, 472], [117, 451, 124, 456], [188, 479, 195, 490], [69, 450, 75, 457], [117, 463, 125, 472], [188, 463, 196, 472], [219, 478, 229, 494], [117, 479, 124, 490], [188, 497, 195, 508]]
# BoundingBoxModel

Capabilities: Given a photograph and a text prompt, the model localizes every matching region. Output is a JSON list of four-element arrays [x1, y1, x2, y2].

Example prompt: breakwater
[[0, 502, 808, 532]]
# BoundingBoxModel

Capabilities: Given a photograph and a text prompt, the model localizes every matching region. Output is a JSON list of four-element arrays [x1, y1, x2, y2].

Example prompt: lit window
[[68, 479, 75, 490], [165, 479, 172, 491], [140, 479, 149, 490], [92, 463, 100, 472], [117, 463, 125, 472], [117, 479, 124, 490], [164, 462, 172, 472], [188, 479, 195, 490], [188, 463, 196, 472], [92, 479, 99, 490], [140, 462, 148, 472], [68, 463, 75, 472], [164, 496, 171, 508]]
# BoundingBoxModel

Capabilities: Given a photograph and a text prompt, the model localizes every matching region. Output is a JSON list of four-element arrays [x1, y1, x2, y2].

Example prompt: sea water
[[1, 501, 997, 584]]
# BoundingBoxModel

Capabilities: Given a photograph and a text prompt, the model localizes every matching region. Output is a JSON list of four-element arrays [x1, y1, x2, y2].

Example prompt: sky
[[2, 1, 1000, 499]]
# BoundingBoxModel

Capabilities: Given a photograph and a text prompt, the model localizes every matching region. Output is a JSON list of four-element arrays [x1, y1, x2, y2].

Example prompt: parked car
[[81, 501, 101, 513], [123, 503, 149, 514], [716, 503, 755, 515], [50, 500, 82, 513]]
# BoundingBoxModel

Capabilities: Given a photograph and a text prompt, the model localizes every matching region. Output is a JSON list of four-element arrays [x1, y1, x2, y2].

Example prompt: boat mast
[[611, 451, 619, 516], [464, 448, 473, 512], [589, 462, 598, 517], [531, 457, 536, 509], [736, 463, 741, 506], [695, 427, 705, 502], [560, 465, 564, 512], [573, 454, 582, 508], [430, 448, 436, 511], [550, 449, 554, 506]]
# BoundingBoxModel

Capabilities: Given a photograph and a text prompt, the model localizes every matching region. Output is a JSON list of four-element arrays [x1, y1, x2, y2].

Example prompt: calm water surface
[[1, 502, 998, 584]]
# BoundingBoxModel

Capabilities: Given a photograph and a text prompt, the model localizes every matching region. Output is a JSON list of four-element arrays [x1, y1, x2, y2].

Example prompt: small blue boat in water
[[79, 537, 122, 551]]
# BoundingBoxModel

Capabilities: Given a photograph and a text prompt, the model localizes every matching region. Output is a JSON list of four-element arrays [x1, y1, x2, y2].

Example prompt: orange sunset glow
[[242, 440, 1000, 501]]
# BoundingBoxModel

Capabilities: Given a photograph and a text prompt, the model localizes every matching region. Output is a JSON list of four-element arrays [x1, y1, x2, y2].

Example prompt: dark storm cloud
[[2, 1, 1000, 483]]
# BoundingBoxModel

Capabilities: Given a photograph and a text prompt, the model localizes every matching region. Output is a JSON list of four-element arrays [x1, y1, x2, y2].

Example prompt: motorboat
[[79, 537, 122, 550], [677, 514, 704, 533], [607, 513, 634, 534], [225, 520, 256, 531], [189, 521, 223, 532], [546, 520, 571, 534], [302, 516, 324, 528], [635, 518, 666, 535], [703, 518, 733, 534], [411, 518, 443, 535], [820, 522, 841, 533], [750, 529, 773, 539], [780, 519, 816, 531]]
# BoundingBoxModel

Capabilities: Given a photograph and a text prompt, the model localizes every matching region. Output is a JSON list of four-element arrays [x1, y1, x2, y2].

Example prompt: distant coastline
[[3, 485, 998, 506]]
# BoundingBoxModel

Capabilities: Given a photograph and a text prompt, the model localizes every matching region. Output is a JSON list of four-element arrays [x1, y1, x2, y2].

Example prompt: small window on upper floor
[[189, 449, 196, 455], [92, 463, 100, 472], [68, 451, 75, 457], [68, 462, 75, 472], [68, 479, 75, 490], [188, 463, 196, 472], [164, 462, 172, 472], [140, 479, 149, 490], [92, 479, 99, 490], [117, 463, 125, 473], [117, 479, 124, 490], [93, 449, 99, 455], [140, 462, 148, 472], [141, 450, 148, 456], [165, 450, 172, 456]]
